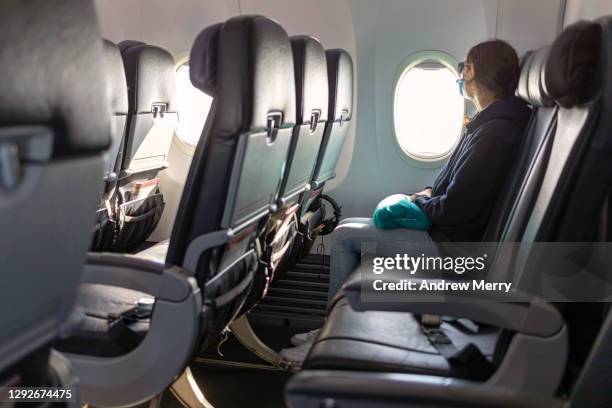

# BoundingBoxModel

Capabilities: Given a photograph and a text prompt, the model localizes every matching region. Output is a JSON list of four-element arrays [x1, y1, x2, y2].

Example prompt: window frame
[[173, 57, 213, 152], [392, 50, 466, 166]]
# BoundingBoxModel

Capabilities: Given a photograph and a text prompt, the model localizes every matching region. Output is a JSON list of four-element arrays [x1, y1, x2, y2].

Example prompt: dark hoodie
[[416, 96, 532, 241]]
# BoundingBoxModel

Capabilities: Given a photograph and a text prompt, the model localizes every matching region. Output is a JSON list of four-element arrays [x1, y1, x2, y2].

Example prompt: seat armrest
[[343, 279, 563, 337], [69, 253, 201, 407], [86, 252, 164, 273], [286, 370, 564, 408], [83, 252, 196, 302]]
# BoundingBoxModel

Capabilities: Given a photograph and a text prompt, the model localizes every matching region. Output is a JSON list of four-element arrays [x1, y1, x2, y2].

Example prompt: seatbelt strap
[[107, 302, 153, 350], [108, 315, 143, 350], [421, 323, 494, 381]]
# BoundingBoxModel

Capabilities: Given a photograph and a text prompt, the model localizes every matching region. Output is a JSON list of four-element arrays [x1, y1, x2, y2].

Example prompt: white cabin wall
[[496, 0, 561, 52], [564, 0, 612, 25], [94, 0, 237, 56]]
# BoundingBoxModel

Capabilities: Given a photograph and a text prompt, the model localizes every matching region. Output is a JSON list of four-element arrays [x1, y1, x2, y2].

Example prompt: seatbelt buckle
[[420, 314, 442, 327]]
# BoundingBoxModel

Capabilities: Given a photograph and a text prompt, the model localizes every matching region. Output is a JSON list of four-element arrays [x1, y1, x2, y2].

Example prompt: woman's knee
[[333, 218, 367, 241], [337, 217, 372, 227], [330, 218, 373, 253]]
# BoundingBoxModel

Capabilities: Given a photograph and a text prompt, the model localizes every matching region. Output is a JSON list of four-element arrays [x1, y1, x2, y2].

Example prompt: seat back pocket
[[199, 249, 257, 350], [112, 191, 165, 252], [92, 208, 117, 251]]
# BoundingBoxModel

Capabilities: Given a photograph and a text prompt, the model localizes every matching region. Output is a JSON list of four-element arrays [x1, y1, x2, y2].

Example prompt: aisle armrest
[[343, 278, 563, 337], [67, 252, 202, 407], [286, 370, 564, 408]]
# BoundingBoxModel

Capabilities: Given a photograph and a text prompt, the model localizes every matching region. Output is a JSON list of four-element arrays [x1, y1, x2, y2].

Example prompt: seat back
[[105, 41, 176, 252], [497, 19, 608, 394], [482, 46, 557, 242], [487, 20, 602, 287], [92, 40, 129, 251], [276, 36, 329, 206], [0, 0, 109, 385], [290, 49, 353, 260], [239, 35, 330, 311], [119, 41, 177, 176], [166, 16, 295, 348], [310, 49, 354, 189], [532, 17, 611, 242], [512, 20, 602, 244]]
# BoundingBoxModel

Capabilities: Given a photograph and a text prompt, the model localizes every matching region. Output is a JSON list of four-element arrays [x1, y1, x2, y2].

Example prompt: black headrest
[[190, 15, 296, 133], [0, 0, 110, 158], [326, 49, 354, 122], [190, 23, 222, 96], [118, 40, 146, 53], [119, 41, 176, 113], [545, 20, 601, 108], [517, 47, 554, 107], [103, 40, 129, 115], [291, 36, 329, 124]]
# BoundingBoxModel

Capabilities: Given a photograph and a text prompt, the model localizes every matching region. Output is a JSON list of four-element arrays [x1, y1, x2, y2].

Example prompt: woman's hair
[[466, 39, 520, 99]]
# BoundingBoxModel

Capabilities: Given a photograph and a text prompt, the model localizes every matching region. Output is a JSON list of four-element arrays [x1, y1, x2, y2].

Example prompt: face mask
[[456, 78, 465, 97], [456, 61, 469, 99]]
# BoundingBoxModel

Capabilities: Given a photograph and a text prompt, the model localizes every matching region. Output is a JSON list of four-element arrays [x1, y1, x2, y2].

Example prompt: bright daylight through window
[[175, 64, 213, 146], [394, 61, 465, 160]]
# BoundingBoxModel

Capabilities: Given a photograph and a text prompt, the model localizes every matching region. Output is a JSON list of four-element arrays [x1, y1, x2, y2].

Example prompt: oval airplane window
[[175, 63, 213, 146], [394, 55, 465, 161]]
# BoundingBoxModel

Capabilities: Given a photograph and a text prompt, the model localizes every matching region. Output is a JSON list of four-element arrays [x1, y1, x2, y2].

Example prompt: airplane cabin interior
[[2, 0, 612, 407]]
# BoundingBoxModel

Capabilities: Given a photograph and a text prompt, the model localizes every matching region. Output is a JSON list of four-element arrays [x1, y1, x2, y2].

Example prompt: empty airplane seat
[[288, 49, 354, 262], [277, 36, 329, 206], [242, 35, 331, 312], [92, 39, 130, 251], [494, 20, 602, 247], [51, 41, 213, 408], [57, 20, 298, 397], [119, 40, 177, 175], [287, 19, 608, 407], [0, 0, 110, 390], [534, 18, 608, 242], [111, 41, 177, 251], [166, 15, 296, 347], [311, 49, 354, 187], [511, 20, 609, 386]]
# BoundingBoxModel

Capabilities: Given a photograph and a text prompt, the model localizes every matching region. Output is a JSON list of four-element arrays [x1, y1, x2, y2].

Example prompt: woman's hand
[[414, 188, 432, 198]]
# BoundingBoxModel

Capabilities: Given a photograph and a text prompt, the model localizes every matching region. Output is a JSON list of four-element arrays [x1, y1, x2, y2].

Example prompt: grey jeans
[[328, 217, 433, 304]]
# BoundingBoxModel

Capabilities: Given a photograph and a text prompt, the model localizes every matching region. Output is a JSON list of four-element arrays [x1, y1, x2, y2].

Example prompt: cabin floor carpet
[[161, 365, 290, 408]]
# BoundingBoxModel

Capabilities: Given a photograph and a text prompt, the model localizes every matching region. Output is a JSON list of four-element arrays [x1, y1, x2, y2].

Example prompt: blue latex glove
[[372, 194, 432, 230]]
